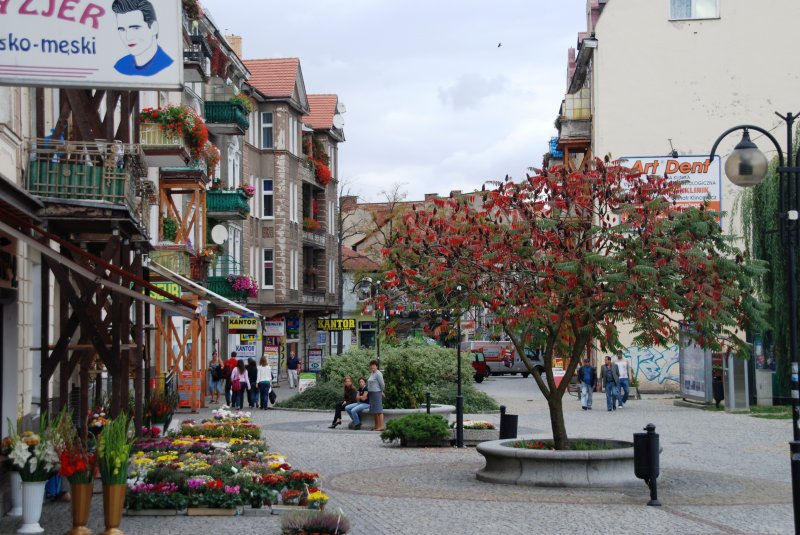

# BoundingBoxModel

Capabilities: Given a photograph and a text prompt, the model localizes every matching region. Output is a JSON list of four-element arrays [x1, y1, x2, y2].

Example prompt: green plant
[[426, 383, 499, 413], [127, 482, 189, 510], [162, 216, 178, 242], [281, 510, 350, 534], [229, 93, 253, 114], [274, 382, 342, 409], [749, 405, 792, 420], [380, 414, 450, 444], [98, 416, 132, 485], [383, 354, 425, 409], [146, 389, 178, 423]]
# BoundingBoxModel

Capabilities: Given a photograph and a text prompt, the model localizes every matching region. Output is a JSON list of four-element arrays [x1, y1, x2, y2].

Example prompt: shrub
[[380, 414, 450, 444], [281, 510, 350, 534], [426, 383, 499, 413], [274, 382, 342, 409]]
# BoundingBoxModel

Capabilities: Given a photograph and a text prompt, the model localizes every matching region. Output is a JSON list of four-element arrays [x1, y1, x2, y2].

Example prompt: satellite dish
[[211, 225, 229, 245], [336, 102, 347, 114], [332, 114, 345, 129], [355, 279, 373, 301]]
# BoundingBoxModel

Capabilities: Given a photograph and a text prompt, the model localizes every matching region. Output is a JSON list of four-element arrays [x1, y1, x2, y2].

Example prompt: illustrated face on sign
[[116, 10, 159, 65]]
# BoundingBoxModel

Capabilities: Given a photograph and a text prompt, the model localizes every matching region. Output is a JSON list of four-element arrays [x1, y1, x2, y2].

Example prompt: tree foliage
[[385, 158, 766, 449]]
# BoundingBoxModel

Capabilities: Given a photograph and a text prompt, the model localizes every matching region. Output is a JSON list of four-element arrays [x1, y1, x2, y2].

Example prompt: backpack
[[222, 364, 233, 380], [211, 364, 222, 381]]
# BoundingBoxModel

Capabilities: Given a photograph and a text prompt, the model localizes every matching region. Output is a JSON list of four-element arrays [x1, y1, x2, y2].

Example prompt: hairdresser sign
[[0, 0, 182, 89]]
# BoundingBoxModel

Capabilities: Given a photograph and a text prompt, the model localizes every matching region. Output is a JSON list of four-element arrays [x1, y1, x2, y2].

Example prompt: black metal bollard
[[426, 391, 431, 414], [633, 423, 661, 506], [498, 405, 518, 439], [712, 376, 724, 408]]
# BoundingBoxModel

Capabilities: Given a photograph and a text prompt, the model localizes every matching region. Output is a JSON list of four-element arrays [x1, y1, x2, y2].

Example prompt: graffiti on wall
[[624, 345, 680, 388]]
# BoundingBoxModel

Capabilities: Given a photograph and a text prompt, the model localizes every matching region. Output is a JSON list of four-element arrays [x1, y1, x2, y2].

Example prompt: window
[[328, 257, 335, 293], [262, 178, 273, 218], [261, 112, 273, 149], [262, 249, 274, 288], [288, 116, 298, 156], [289, 182, 298, 223], [670, 0, 718, 19], [230, 225, 242, 265], [290, 250, 298, 290], [328, 200, 335, 236]]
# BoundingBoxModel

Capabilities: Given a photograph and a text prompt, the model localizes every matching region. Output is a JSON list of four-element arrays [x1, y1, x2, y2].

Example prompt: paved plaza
[[0, 376, 793, 534]]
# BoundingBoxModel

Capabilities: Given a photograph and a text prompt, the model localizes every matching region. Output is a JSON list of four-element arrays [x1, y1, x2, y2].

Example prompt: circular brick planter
[[476, 437, 637, 487]]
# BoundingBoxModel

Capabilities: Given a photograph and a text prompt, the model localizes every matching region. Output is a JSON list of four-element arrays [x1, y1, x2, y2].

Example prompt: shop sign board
[[235, 344, 257, 359], [263, 345, 279, 380], [679, 331, 712, 402], [317, 318, 356, 331], [620, 155, 722, 218], [0, 0, 183, 90], [263, 320, 285, 337], [177, 370, 201, 408], [228, 317, 258, 333], [149, 281, 179, 301]]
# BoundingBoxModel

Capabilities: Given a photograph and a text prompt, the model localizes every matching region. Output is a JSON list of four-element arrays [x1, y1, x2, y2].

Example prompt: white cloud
[[203, 0, 587, 201]]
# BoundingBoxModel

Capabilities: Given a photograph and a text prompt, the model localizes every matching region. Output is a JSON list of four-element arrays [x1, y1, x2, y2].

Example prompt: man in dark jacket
[[223, 352, 238, 406], [577, 358, 597, 410], [600, 356, 620, 412]]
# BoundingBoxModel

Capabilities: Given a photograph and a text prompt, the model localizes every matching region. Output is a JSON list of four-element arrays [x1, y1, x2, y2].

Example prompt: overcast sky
[[202, 0, 587, 202]]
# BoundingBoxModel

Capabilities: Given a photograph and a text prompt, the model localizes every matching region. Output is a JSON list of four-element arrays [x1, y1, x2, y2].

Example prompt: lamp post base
[[455, 394, 464, 448]]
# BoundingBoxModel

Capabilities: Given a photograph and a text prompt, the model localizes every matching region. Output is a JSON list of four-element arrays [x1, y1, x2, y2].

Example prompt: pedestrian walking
[[616, 352, 633, 407], [346, 377, 369, 430], [287, 349, 300, 388], [367, 360, 385, 431], [329, 376, 358, 428], [223, 352, 238, 406], [208, 350, 223, 404], [600, 356, 620, 412], [256, 357, 272, 410], [230, 360, 250, 410], [246, 357, 258, 408], [577, 358, 596, 410]]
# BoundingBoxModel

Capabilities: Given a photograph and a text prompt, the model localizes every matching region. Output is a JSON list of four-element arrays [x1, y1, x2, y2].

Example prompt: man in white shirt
[[616, 352, 633, 407]]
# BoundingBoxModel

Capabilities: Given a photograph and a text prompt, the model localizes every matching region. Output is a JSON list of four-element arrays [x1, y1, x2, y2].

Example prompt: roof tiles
[[304, 94, 338, 130], [244, 58, 299, 98]]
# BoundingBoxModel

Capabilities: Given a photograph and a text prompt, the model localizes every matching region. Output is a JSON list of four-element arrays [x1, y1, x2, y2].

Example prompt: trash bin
[[499, 405, 518, 439], [633, 423, 661, 506]]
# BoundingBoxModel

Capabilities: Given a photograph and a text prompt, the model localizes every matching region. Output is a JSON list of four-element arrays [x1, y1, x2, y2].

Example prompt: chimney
[[340, 195, 358, 212], [449, 190, 462, 198], [424, 193, 439, 202], [225, 35, 243, 59]]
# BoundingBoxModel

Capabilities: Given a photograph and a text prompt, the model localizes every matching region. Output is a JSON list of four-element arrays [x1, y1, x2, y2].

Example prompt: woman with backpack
[[208, 351, 223, 404], [230, 360, 250, 410]]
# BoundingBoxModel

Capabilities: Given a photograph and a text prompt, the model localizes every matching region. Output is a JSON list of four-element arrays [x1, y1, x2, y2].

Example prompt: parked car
[[471, 352, 490, 383]]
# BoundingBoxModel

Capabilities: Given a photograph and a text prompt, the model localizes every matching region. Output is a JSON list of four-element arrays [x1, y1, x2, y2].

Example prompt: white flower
[[9, 441, 30, 470]]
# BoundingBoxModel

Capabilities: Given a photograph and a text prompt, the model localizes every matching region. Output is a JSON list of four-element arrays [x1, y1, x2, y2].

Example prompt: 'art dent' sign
[[228, 317, 258, 333], [0, 0, 182, 89], [622, 155, 722, 214], [317, 318, 356, 332]]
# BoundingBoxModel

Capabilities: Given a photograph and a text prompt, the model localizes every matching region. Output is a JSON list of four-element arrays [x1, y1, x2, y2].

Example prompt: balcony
[[160, 161, 209, 188], [140, 123, 191, 168], [189, 255, 210, 284], [204, 101, 249, 136], [208, 256, 248, 301], [184, 34, 210, 83], [150, 248, 191, 278], [25, 139, 147, 223], [302, 228, 327, 248], [207, 190, 250, 221]]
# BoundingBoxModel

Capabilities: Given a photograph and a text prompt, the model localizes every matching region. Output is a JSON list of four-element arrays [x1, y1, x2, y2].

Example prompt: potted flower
[[238, 182, 256, 198], [186, 478, 242, 515], [452, 420, 499, 446], [161, 216, 178, 243], [139, 105, 209, 160], [302, 217, 321, 231], [126, 482, 188, 513], [8, 413, 61, 534], [226, 274, 259, 298], [98, 416, 132, 535], [145, 390, 178, 429], [314, 162, 332, 186], [202, 142, 221, 177], [1, 428, 22, 517], [306, 490, 328, 510], [280, 510, 351, 534], [182, 0, 201, 21], [229, 93, 253, 114], [281, 489, 302, 506], [55, 417, 96, 534]]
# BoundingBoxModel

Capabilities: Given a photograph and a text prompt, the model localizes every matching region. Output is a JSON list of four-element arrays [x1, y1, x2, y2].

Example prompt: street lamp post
[[456, 312, 464, 448], [710, 112, 800, 535]]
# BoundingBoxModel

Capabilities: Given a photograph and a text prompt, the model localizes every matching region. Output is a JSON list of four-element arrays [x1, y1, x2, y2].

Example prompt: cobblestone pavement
[[0, 378, 793, 534]]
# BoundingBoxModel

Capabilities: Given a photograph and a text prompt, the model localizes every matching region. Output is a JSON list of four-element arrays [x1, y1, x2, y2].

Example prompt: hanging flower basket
[[140, 105, 209, 160], [314, 162, 332, 186]]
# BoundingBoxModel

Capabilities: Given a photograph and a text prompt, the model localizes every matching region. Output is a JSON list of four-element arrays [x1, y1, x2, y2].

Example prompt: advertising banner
[[235, 344, 257, 359], [177, 370, 201, 408], [149, 281, 179, 301], [317, 318, 356, 331], [0, 0, 183, 89], [620, 155, 722, 216], [263, 320, 285, 337], [263, 345, 279, 380], [298, 372, 316, 393], [679, 331, 712, 402], [307, 348, 323, 373]]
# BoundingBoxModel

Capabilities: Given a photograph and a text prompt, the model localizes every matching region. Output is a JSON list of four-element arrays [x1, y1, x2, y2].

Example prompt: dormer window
[[670, 0, 719, 20]]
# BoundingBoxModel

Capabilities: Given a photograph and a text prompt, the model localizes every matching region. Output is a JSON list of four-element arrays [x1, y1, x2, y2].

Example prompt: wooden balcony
[[140, 123, 191, 167], [206, 190, 250, 221], [24, 139, 150, 234], [204, 101, 249, 135]]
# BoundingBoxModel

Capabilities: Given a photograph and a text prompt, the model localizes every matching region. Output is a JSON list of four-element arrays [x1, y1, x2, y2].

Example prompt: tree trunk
[[547, 391, 569, 450]]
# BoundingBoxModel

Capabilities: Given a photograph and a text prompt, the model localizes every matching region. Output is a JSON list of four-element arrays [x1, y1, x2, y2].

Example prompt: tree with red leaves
[[384, 158, 765, 449]]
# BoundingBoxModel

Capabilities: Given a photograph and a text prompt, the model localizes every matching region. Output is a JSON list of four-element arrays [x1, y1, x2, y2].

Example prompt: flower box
[[270, 504, 308, 515], [456, 428, 500, 446], [186, 506, 240, 516]]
